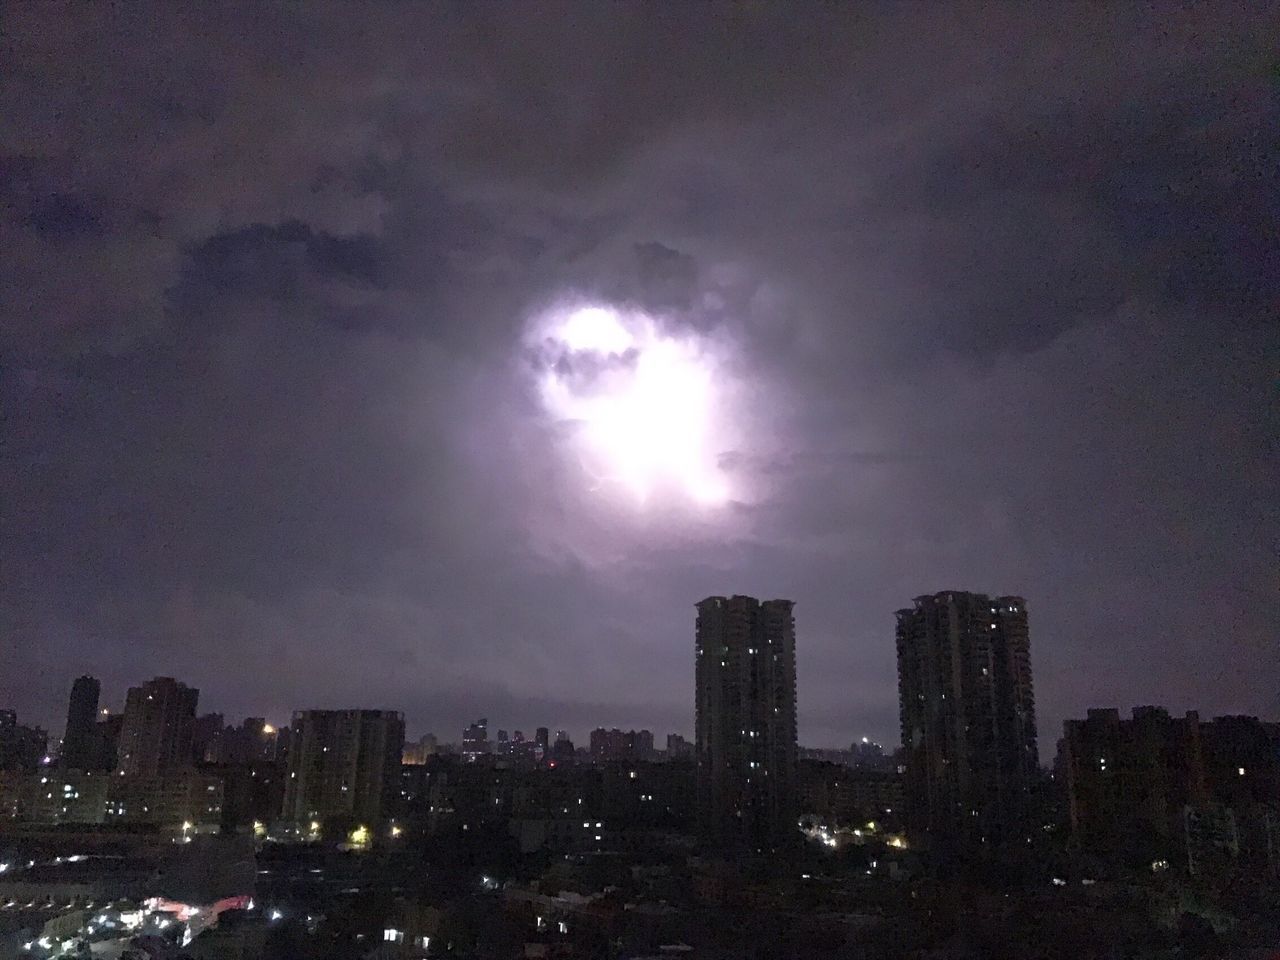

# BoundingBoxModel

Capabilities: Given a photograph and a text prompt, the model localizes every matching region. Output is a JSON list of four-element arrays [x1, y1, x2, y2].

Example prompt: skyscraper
[[695, 595, 798, 851], [61, 675, 100, 770], [116, 677, 199, 776], [282, 709, 404, 826], [895, 591, 1038, 852]]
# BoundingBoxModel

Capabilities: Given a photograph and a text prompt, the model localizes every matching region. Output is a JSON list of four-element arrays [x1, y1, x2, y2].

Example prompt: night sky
[[3, 5, 1277, 749]]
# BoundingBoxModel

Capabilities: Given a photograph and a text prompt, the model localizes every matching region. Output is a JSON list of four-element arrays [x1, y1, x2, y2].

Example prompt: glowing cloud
[[531, 303, 731, 506]]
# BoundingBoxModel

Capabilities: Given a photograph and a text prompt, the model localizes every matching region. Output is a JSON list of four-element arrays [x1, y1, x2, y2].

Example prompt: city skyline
[[3, 5, 1276, 756]]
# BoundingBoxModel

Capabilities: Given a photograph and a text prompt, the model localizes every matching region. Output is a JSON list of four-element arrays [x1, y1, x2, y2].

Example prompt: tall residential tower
[[115, 677, 199, 776], [695, 595, 798, 851], [896, 591, 1038, 852], [61, 675, 101, 770]]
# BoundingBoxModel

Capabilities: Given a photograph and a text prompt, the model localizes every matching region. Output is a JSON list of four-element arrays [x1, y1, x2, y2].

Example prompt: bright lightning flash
[[534, 304, 730, 506]]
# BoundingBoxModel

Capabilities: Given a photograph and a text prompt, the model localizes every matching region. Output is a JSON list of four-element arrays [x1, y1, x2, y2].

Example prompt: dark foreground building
[[695, 595, 798, 851], [896, 591, 1039, 853]]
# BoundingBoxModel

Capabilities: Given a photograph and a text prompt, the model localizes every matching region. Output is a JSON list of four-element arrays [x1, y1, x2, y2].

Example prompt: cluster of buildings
[[2, 590, 1276, 880]]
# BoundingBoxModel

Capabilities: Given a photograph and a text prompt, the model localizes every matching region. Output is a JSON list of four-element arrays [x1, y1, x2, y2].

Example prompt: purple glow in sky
[[1, 4, 1275, 748]]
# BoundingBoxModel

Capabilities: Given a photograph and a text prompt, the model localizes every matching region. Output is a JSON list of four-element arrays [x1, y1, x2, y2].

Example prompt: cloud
[[2, 3, 1276, 747]]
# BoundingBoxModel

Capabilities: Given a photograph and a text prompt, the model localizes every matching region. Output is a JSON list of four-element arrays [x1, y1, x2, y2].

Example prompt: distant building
[[192, 712, 226, 763], [550, 734, 575, 763], [61, 675, 101, 770], [896, 591, 1039, 852], [797, 761, 904, 826], [695, 595, 798, 851], [535, 727, 550, 758], [0, 709, 49, 773], [107, 771, 224, 828], [666, 733, 694, 760], [92, 712, 124, 771], [15, 769, 110, 823], [116, 677, 199, 776], [462, 719, 490, 762], [1200, 715, 1280, 813], [8, 768, 224, 828], [589, 728, 654, 761], [282, 709, 404, 826], [1058, 706, 1206, 862], [402, 733, 439, 766], [220, 717, 277, 765]]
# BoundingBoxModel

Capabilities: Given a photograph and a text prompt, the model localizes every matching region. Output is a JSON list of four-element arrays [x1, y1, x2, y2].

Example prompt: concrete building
[[1059, 706, 1207, 864], [895, 591, 1039, 852], [282, 709, 404, 826], [402, 734, 439, 766], [0, 709, 48, 772], [695, 595, 798, 851], [106, 771, 225, 828], [589, 728, 654, 762], [116, 677, 200, 776], [461, 719, 490, 762], [17, 769, 111, 823], [666, 733, 694, 760], [61, 675, 101, 770]]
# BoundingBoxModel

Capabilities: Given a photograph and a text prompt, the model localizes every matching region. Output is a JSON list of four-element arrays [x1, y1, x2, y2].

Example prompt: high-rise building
[[695, 595, 798, 851], [61, 676, 100, 770], [282, 709, 404, 826], [1058, 706, 1206, 863], [116, 677, 199, 776], [462, 719, 489, 762], [535, 727, 550, 758], [895, 591, 1039, 851]]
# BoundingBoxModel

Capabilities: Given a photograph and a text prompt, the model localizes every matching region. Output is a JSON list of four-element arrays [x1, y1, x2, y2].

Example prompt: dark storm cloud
[[1, 3, 1276, 748]]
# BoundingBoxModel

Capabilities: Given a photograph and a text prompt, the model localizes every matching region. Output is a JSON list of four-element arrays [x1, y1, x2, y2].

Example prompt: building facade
[[0, 710, 48, 773], [115, 677, 199, 776], [895, 591, 1039, 852], [61, 675, 101, 770], [282, 709, 404, 826], [695, 595, 798, 851], [1060, 706, 1206, 860], [589, 728, 654, 762]]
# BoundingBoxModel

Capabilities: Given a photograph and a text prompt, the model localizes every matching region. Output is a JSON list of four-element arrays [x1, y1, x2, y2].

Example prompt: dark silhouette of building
[[695, 595, 798, 851], [61, 675, 100, 770], [895, 591, 1039, 852], [192, 712, 226, 763], [1059, 706, 1206, 862], [282, 709, 404, 826], [535, 727, 550, 758], [462, 718, 489, 762], [93, 711, 124, 771], [116, 677, 199, 776], [589, 728, 654, 761], [0, 710, 47, 772], [1197, 715, 1279, 875], [667, 733, 694, 760]]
